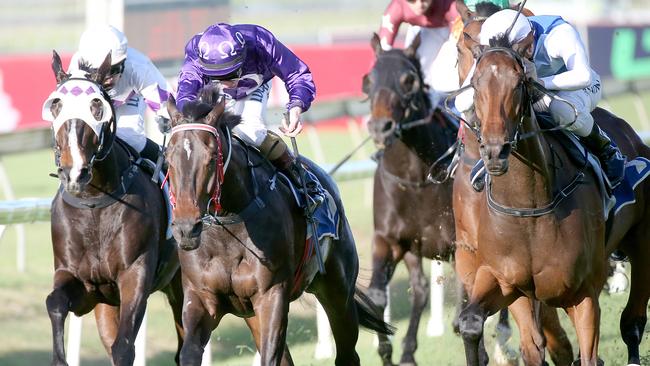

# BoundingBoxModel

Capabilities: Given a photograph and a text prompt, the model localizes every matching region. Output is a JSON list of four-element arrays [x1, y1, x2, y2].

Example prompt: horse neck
[[85, 144, 128, 196], [490, 113, 556, 207], [218, 138, 258, 213]]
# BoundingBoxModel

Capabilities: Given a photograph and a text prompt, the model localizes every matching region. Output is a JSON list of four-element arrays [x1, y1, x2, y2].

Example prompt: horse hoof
[[399, 362, 416, 366], [571, 359, 605, 366]]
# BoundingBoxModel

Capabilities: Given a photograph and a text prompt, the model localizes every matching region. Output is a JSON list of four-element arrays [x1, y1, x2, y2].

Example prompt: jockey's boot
[[260, 131, 324, 212], [582, 124, 626, 188]]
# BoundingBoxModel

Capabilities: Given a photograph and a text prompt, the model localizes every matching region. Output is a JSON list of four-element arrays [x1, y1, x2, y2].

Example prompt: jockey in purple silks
[[177, 23, 317, 188], [68, 25, 173, 163]]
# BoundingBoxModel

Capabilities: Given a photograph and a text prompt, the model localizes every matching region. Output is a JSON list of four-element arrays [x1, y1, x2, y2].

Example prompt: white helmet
[[78, 25, 128, 68], [480, 9, 532, 46]]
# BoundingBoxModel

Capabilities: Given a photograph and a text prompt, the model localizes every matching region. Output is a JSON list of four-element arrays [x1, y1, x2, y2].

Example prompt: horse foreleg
[[45, 270, 89, 366], [540, 304, 574, 366], [162, 270, 185, 365], [400, 251, 429, 366], [111, 269, 152, 366], [565, 295, 601, 366], [245, 315, 294, 366], [508, 297, 546, 366], [368, 234, 402, 366], [255, 283, 290, 366], [620, 250, 650, 366], [94, 303, 120, 357], [460, 267, 514, 366], [180, 288, 220, 366]]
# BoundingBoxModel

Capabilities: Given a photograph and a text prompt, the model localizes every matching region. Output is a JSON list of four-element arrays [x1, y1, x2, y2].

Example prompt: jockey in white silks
[[456, 9, 625, 187], [68, 25, 173, 163]]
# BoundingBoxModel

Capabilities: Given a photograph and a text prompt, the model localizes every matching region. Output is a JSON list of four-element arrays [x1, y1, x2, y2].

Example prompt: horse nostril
[[381, 120, 395, 133], [190, 221, 203, 238], [79, 168, 90, 180]]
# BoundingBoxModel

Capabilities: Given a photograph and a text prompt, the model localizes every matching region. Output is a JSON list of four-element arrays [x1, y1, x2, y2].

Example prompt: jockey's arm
[[538, 23, 592, 91], [378, 0, 404, 50], [258, 26, 316, 113], [133, 60, 174, 119]]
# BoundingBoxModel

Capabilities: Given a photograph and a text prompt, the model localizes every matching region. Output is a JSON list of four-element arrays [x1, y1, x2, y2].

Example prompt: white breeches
[[226, 82, 271, 147], [534, 69, 602, 137], [405, 25, 460, 107], [115, 94, 147, 152]]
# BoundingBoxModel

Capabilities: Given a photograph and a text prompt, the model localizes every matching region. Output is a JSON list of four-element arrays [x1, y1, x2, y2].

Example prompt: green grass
[[2, 92, 650, 365]]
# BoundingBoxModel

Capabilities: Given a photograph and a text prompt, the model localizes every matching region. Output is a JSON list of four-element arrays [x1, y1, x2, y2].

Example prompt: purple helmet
[[197, 24, 247, 78]]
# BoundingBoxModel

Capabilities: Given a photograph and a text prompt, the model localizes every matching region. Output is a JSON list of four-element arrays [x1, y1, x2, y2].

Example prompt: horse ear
[[463, 32, 484, 59], [89, 52, 112, 85], [362, 73, 371, 95], [456, 0, 471, 23], [51, 50, 69, 84], [205, 96, 226, 127], [513, 31, 534, 59], [167, 95, 183, 127], [370, 33, 383, 56], [405, 33, 421, 59]]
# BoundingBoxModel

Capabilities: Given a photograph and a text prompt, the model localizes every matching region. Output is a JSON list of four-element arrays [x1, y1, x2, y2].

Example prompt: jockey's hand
[[523, 58, 538, 81], [280, 106, 303, 137]]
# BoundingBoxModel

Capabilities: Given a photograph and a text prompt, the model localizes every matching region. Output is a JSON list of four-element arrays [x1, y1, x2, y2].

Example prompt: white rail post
[[202, 338, 212, 366], [0, 158, 25, 272], [134, 311, 147, 366], [426, 260, 445, 337], [314, 302, 334, 359], [66, 314, 83, 366]]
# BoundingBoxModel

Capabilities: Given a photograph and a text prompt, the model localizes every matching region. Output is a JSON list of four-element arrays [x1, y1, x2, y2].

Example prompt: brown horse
[[164, 86, 392, 365], [454, 28, 650, 366], [43, 51, 184, 365], [454, 15, 575, 366]]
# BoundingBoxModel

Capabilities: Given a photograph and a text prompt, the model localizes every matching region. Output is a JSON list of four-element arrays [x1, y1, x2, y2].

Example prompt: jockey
[[378, 0, 461, 107], [68, 25, 172, 163], [176, 23, 318, 193], [460, 9, 625, 187]]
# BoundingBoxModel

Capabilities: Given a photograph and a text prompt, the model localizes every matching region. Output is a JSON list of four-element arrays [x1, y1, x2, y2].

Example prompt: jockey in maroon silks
[[378, 0, 461, 107], [177, 23, 317, 189]]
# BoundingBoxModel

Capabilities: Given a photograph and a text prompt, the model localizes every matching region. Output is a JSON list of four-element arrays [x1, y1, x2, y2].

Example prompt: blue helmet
[[197, 24, 247, 78]]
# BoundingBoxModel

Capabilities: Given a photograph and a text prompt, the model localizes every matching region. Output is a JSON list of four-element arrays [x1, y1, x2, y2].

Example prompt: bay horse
[[163, 86, 392, 365], [455, 28, 650, 366], [453, 15, 575, 366], [43, 51, 184, 365]]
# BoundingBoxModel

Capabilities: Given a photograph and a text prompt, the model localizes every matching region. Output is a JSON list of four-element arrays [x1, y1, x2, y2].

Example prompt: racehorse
[[163, 85, 393, 365], [43, 51, 184, 365], [455, 26, 650, 366], [363, 32, 460, 366], [453, 16, 575, 366]]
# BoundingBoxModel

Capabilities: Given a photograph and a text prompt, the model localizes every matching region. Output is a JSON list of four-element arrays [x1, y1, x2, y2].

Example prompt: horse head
[[42, 50, 116, 193], [362, 33, 430, 148], [465, 31, 535, 175], [165, 86, 240, 250]]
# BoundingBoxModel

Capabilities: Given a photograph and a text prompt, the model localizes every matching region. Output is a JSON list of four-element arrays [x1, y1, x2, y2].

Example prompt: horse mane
[[475, 2, 503, 18], [488, 33, 513, 48], [182, 84, 241, 131], [77, 58, 93, 72]]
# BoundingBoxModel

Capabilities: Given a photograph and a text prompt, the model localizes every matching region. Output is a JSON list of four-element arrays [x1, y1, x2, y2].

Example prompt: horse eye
[[90, 98, 104, 121]]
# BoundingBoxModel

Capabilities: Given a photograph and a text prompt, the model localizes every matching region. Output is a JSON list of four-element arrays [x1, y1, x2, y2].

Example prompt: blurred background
[[1, 0, 649, 365]]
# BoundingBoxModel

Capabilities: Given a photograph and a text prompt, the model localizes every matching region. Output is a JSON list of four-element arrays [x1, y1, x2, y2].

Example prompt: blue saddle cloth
[[278, 169, 339, 241], [611, 157, 650, 216]]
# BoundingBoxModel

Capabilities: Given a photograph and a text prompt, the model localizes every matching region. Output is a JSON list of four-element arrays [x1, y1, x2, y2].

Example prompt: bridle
[[45, 77, 118, 173], [164, 123, 232, 216]]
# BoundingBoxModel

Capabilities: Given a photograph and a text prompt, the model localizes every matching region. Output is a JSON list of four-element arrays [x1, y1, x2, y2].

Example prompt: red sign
[[0, 44, 374, 132]]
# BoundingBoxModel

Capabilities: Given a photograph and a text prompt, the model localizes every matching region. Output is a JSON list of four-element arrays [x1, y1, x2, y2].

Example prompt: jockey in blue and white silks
[[457, 9, 625, 187], [177, 23, 320, 199], [68, 25, 173, 163]]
